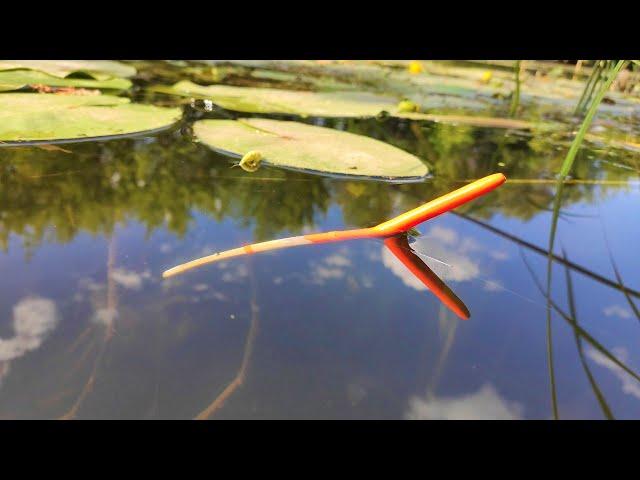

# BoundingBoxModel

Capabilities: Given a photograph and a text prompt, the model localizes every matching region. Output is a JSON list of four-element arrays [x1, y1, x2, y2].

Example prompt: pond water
[[1, 61, 639, 419]]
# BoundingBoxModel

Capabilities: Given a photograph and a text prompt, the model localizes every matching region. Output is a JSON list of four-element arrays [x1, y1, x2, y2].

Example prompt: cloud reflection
[[587, 346, 640, 400], [603, 305, 632, 320], [0, 296, 59, 386], [308, 249, 351, 285], [382, 226, 481, 288], [111, 268, 151, 290], [405, 384, 524, 420]]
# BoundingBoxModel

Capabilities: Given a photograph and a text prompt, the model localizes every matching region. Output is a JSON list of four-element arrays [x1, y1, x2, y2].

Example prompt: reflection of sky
[[406, 383, 524, 420], [0, 296, 58, 386], [0, 185, 639, 418], [587, 347, 640, 400], [381, 225, 487, 288]]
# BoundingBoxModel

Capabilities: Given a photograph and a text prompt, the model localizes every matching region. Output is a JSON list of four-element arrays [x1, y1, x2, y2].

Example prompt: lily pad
[[396, 112, 550, 130], [193, 118, 429, 179], [0, 60, 136, 80], [0, 69, 132, 92], [0, 93, 182, 143], [156, 81, 548, 130], [155, 80, 398, 116]]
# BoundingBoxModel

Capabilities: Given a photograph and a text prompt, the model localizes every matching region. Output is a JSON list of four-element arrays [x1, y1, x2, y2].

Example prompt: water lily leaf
[[0, 69, 132, 92], [155, 80, 397, 116], [0, 60, 136, 80], [193, 118, 429, 180], [156, 81, 550, 130], [396, 112, 551, 130], [0, 94, 182, 143]]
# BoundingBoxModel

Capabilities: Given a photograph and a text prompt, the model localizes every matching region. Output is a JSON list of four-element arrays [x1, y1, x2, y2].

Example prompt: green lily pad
[[0, 60, 136, 80], [194, 118, 429, 179], [155, 80, 397, 116], [156, 81, 548, 130], [0, 69, 132, 92], [396, 112, 550, 130], [0, 93, 182, 143]]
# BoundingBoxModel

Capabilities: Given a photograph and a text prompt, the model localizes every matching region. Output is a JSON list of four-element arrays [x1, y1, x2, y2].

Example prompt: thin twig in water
[[194, 257, 259, 420], [60, 234, 118, 420]]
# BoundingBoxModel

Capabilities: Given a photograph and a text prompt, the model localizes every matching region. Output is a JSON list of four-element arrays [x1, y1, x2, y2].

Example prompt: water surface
[[1, 62, 639, 419]]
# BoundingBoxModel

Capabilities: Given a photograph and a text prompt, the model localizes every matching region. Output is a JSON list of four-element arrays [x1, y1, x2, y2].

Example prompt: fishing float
[[162, 173, 506, 279]]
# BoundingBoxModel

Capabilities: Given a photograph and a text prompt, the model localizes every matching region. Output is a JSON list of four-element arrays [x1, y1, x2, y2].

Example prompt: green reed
[[545, 60, 627, 419]]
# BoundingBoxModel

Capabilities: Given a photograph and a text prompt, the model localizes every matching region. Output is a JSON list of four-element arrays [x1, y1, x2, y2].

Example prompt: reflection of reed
[[195, 258, 259, 420], [60, 235, 117, 420], [453, 211, 640, 299], [562, 249, 614, 419], [65, 324, 94, 357], [600, 220, 640, 324], [105, 236, 117, 340], [64, 332, 99, 381], [520, 250, 640, 383], [544, 61, 627, 419], [65, 204, 76, 228]]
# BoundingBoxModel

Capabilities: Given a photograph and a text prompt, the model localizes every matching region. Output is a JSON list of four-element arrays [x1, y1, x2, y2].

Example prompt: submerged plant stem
[[60, 234, 118, 420]]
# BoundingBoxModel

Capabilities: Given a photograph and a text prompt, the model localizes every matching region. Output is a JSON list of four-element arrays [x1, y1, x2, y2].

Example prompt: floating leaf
[[194, 118, 429, 179], [0, 93, 181, 143], [0, 69, 132, 92], [157, 80, 396, 116], [155, 81, 548, 130], [0, 60, 136, 80], [397, 112, 550, 130]]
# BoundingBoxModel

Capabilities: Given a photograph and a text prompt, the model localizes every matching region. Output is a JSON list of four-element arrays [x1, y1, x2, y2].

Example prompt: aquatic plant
[[0, 93, 181, 143], [194, 118, 429, 179], [545, 59, 628, 419]]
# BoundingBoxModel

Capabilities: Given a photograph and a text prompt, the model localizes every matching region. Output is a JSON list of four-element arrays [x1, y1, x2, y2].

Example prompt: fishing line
[[365, 234, 552, 311], [415, 246, 545, 307]]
